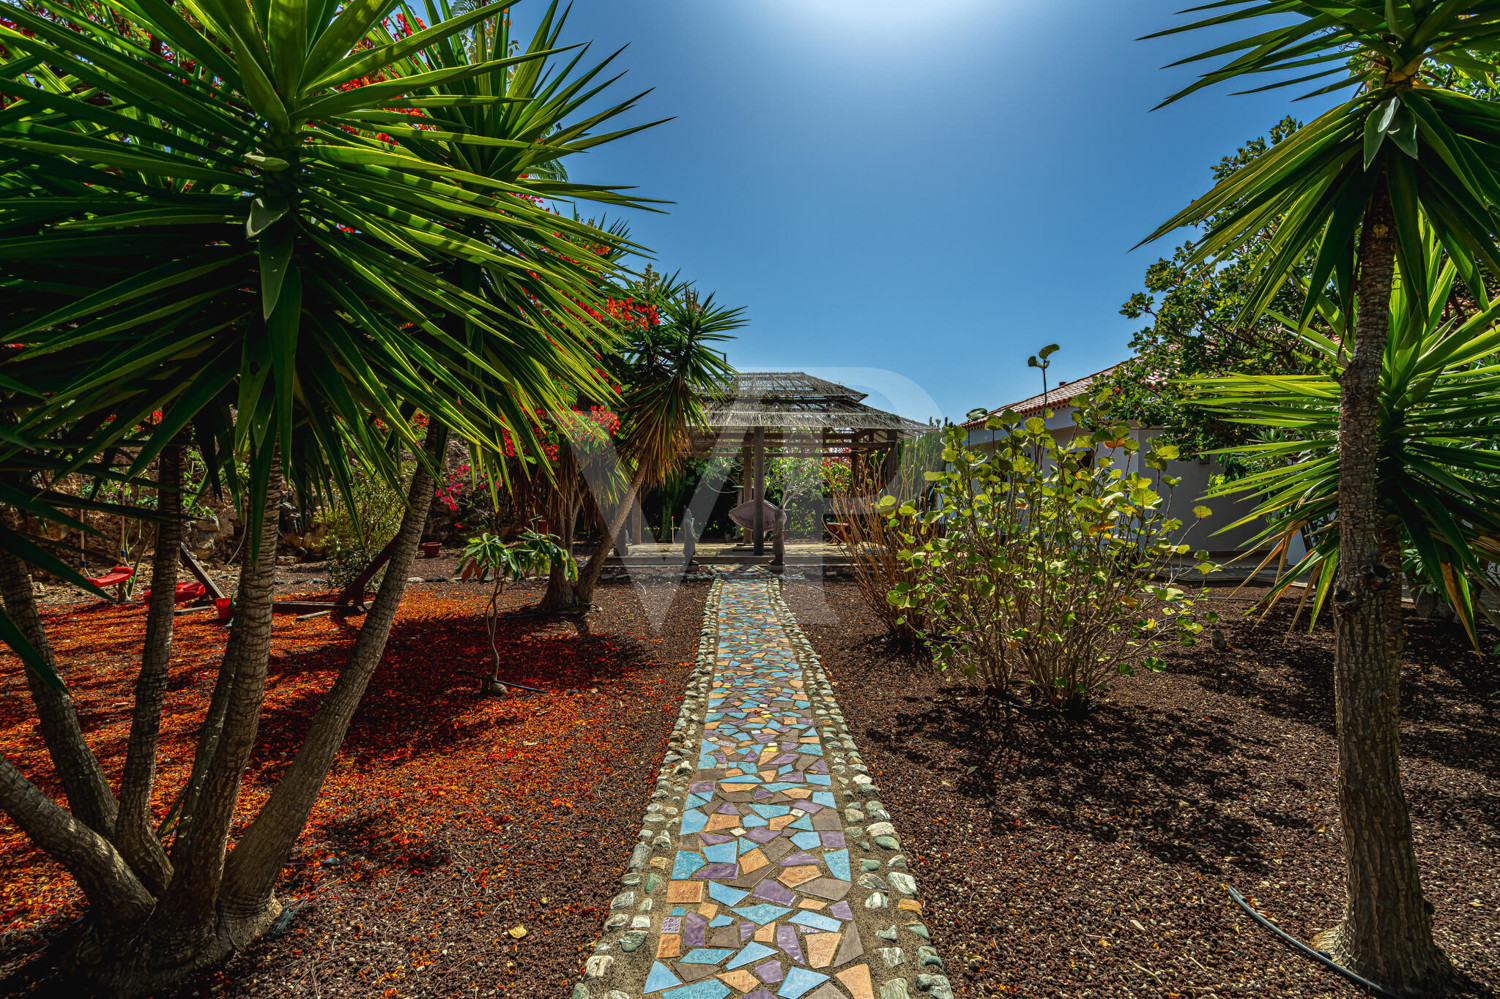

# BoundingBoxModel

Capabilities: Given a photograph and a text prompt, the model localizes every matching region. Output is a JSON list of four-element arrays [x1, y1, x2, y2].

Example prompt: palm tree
[[0, 0, 654, 990], [1143, 3, 1500, 992], [345, 0, 663, 454], [545, 274, 741, 610], [1191, 243, 1500, 642]]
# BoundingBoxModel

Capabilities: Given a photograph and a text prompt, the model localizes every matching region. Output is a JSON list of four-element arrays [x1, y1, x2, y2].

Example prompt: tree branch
[[114, 443, 182, 893], [158, 463, 282, 932], [0, 753, 154, 926], [222, 424, 443, 912], [0, 537, 118, 837]]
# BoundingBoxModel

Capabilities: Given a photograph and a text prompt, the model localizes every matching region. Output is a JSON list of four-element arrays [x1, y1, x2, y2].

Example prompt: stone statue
[[681, 507, 697, 569], [771, 507, 788, 566]]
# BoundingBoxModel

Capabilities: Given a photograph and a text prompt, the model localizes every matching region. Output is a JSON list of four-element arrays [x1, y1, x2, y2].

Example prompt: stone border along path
[[571, 573, 953, 999]]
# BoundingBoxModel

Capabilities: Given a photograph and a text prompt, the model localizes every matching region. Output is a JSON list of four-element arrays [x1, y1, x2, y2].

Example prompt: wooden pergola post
[[752, 425, 765, 556], [740, 437, 753, 544], [881, 429, 899, 489]]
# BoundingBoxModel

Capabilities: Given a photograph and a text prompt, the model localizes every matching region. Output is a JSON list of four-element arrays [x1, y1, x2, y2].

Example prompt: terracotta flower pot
[[420, 541, 442, 559]]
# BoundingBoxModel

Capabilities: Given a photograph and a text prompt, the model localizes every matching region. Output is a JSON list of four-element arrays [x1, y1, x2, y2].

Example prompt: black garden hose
[[1226, 886, 1402, 999]]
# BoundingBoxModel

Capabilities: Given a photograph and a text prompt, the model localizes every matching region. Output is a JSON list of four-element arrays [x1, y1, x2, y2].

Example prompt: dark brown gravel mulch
[[781, 579, 1500, 999]]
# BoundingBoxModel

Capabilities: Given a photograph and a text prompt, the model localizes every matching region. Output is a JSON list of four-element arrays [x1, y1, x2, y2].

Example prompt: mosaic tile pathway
[[572, 577, 952, 999]]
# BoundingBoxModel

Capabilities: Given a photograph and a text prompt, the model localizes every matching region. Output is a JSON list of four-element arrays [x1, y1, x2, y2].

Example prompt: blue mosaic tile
[[703, 842, 738, 864], [672, 851, 706, 879], [725, 940, 778, 970], [645, 961, 682, 993], [778, 967, 830, 998], [788, 911, 843, 933], [731, 903, 793, 925], [663, 982, 731, 999], [707, 881, 749, 906]]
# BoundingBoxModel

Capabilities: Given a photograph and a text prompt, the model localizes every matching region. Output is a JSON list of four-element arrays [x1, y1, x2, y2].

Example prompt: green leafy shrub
[[885, 391, 1216, 710], [321, 456, 416, 592], [768, 456, 826, 537]]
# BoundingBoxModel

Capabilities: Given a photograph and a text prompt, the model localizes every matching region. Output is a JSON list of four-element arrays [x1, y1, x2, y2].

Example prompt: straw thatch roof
[[705, 371, 929, 434]]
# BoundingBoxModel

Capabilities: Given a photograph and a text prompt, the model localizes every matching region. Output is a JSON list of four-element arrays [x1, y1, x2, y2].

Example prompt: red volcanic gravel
[[0, 576, 707, 998]]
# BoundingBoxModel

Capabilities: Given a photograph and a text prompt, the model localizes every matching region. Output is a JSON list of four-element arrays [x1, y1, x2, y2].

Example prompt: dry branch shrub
[[828, 434, 944, 651]]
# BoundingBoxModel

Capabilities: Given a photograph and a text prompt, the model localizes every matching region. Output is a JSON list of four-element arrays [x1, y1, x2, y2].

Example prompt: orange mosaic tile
[[717, 969, 760, 991], [837, 964, 875, 999], [779, 865, 821, 887], [806, 931, 841, 968]]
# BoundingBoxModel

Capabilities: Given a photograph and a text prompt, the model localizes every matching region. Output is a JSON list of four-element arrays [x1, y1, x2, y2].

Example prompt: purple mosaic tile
[[753, 879, 795, 904], [775, 924, 803, 963]]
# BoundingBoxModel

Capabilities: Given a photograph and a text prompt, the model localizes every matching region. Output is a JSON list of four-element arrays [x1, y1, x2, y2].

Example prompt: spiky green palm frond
[[1143, 1, 1500, 328], [615, 274, 741, 488], [0, 0, 658, 658], [1190, 250, 1500, 642]]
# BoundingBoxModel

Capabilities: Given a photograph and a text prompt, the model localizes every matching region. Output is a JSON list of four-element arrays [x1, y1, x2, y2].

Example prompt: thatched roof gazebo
[[685, 371, 929, 555]]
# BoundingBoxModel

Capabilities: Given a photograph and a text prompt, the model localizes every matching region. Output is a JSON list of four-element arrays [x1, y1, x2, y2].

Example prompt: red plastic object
[[86, 566, 134, 588], [140, 581, 207, 604], [215, 597, 233, 621]]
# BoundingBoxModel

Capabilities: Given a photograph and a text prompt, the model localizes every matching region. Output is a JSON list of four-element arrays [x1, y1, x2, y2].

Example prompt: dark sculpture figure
[[681, 507, 697, 569], [771, 507, 788, 566]]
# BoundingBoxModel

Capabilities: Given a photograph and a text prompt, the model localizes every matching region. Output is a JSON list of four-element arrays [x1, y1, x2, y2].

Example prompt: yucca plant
[[1192, 247, 1500, 645], [367, 0, 669, 613], [343, 0, 662, 440], [1142, 2, 1500, 991], [0, 0, 655, 989], [546, 274, 742, 611]]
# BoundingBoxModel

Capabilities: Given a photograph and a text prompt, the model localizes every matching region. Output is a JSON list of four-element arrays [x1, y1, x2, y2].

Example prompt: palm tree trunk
[[155, 466, 281, 940], [0, 535, 117, 837], [1312, 179, 1456, 994], [173, 617, 238, 845], [220, 424, 442, 912], [569, 462, 648, 609], [539, 479, 580, 611], [114, 444, 183, 893]]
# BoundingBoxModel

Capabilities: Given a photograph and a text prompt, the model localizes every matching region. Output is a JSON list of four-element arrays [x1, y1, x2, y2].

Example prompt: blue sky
[[516, 1, 1340, 423]]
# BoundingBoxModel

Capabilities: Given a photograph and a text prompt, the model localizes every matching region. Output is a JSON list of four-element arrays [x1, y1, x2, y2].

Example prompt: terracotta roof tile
[[960, 362, 1127, 428]]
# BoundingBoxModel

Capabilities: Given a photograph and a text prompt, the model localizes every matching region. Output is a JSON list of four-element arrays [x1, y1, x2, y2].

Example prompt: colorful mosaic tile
[[572, 579, 951, 999]]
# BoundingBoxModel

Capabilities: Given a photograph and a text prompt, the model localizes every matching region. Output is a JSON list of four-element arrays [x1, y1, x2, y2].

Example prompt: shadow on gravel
[[866, 687, 1289, 878]]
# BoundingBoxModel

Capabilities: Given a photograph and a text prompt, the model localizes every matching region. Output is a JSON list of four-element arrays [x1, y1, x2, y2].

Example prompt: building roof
[[961, 362, 1127, 428], [705, 371, 930, 433]]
